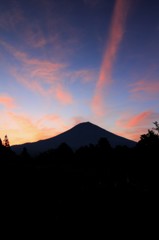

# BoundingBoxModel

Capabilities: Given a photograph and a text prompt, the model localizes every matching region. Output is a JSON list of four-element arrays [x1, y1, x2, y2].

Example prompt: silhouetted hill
[[11, 122, 136, 155]]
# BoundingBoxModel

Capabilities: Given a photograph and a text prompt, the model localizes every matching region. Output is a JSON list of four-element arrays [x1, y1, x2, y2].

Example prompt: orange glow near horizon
[[0, 112, 70, 145]]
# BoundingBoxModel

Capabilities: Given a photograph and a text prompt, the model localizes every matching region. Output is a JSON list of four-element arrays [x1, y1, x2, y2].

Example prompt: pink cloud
[[55, 84, 73, 105], [1, 43, 74, 105], [115, 129, 145, 142], [116, 111, 153, 129], [71, 116, 87, 126], [0, 40, 66, 72], [45, 2, 81, 51], [125, 111, 153, 128], [0, 2, 45, 50], [92, 0, 130, 115], [37, 114, 70, 132], [69, 69, 96, 83], [130, 80, 159, 99], [23, 24, 47, 48], [40, 114, 60, 123], [97, 0, 130, 88], [115, 110, 159, 141], [11, 69, 47, 96], [0, 95, 16, 109], [92, 92, 105, 117], [11, 48, 66, 74], [0, 42, 76, 105], [11, 67, 74, 105], [0, 111, 69, 145]]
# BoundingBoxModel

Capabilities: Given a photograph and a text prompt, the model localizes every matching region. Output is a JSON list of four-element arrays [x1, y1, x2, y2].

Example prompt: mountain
[[11, 122, 136, 155]]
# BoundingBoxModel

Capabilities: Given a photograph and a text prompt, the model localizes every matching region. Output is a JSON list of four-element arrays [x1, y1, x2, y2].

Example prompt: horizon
[[0, 0, 159, 145], [10, 121, 137, 147]]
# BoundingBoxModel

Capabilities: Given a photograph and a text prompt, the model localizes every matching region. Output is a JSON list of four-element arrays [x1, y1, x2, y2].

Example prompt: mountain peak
[[12, 121, 136, 156], [74, 121, 95, 127], [76, 121, 92, 125]]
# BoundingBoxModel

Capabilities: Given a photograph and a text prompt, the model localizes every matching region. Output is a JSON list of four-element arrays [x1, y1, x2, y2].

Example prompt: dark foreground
[[0, 140, 157, 226]]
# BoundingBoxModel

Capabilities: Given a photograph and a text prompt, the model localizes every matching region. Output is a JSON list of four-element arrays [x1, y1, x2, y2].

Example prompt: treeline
[[0, 122, 159, 192]]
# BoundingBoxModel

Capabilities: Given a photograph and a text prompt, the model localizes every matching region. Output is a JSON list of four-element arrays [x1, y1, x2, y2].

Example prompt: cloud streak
[[92, 0, 130, 115], [0, 41, 74, 104], [129, 80, 159, 99], [1, 41, 98, 106], [0, 0, 23, 30], [55, 84, 73, 105], [116, 110, 159, 141], [68, 69, 96, 83], [0, 111, 69, 145], [0, 95, 17, 109], [125, 111, 153, 128], [23, 24, 47, 48]]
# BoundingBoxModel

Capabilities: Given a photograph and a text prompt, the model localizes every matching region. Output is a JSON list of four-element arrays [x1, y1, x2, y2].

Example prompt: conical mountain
[[12, 122, 136, 155]]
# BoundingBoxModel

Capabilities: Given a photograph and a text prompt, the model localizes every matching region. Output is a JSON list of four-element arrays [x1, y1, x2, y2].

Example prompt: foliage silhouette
[[137, 129, 159, 149], [3, 135, 10, 147], [152, 121, 159, 134], [137, 122, 159, 149], [0, 123, 158, 199], [1, 124, 158, 222]]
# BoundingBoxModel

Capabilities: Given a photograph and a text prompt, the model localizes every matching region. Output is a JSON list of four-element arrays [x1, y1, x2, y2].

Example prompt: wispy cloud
[[116, 110, 159, 141], [0, 95, 17, 109], [69, 69, 96, 83], [71, 116, 87, 126], [38, 114, 61, 125], [1, 41, 98, 106], [129, 80, 159, 99], [125, 111, 153, 128], [92, 93, 105, 116], [0, 41, 74, 104], [11, 69, 47, 96], [0, 0, 47, 49], [116, 111, 153, 129], [0, 111, 69, 145], [12, 66, 73, 105], [55, 84, 73, 105], [0, 0, 23, 30], [2, 41, 65, 72], [23, 24, 47, 48], [92, 0, 130, 115]]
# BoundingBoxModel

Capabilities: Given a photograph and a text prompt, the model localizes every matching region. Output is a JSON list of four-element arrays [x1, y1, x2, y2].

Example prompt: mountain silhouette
[[11, 122, 136, 155]]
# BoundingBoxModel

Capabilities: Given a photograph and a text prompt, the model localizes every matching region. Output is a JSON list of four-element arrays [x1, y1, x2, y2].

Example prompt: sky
[[0, 0, 159, 145]]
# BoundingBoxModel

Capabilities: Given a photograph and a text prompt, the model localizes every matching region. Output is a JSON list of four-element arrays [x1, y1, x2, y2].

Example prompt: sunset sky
[[0, 0, 159, 145]]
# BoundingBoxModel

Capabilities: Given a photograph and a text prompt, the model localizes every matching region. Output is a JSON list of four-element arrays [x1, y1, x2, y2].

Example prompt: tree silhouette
[[3, 135, 10, 147], [152, 121, 159, 135], [138, 129, 159, 148], [0, 138, 4, 153], [137, 121, 159, 149]]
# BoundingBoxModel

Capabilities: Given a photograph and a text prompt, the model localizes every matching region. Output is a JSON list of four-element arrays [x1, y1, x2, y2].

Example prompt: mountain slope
[[11, 122, 136, 155]]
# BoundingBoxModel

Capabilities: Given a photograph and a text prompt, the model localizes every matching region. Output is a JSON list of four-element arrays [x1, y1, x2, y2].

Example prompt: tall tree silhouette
[[152, 121, 159, 135], [0, 138, 3, 153], [3, 135, 10, 147]]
